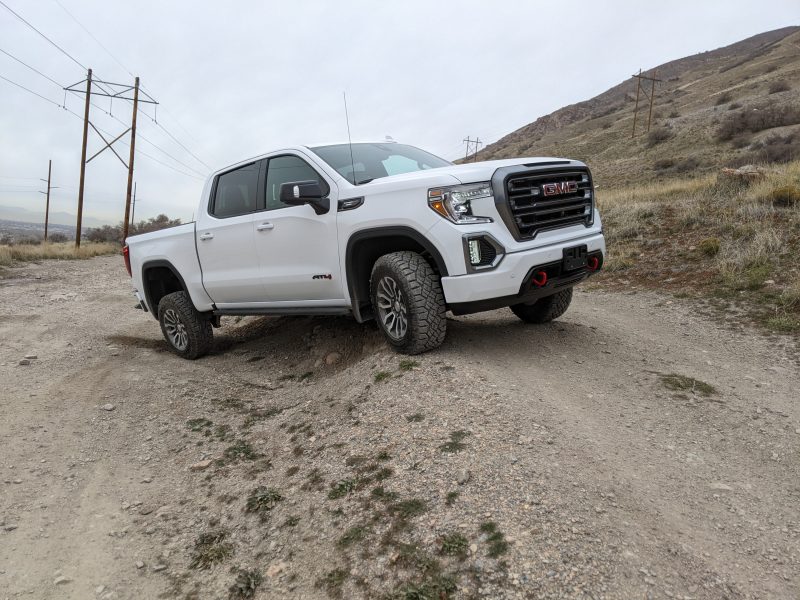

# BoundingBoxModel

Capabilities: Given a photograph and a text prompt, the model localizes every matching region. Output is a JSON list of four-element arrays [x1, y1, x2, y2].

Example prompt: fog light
[[468, 239, 482, 265]]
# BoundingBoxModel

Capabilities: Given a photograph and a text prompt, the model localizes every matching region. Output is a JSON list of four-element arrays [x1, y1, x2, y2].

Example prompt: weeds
[[660, 373, 717, 397], [328, 478, 357, 499], [406, 413, 424, 423], [189, 530, 234, 570], [221, 440, 261, 463], [399, 359, 420, 371], [245, 487, 283, 516], [439, 430, 470, 453], [337, 525, 369, 548], [228, 568, 262, 599], [445, 491, 459, 506], [316, 568, 348, 597], [0, 241, 117, 266], [440, 532, 469, 559], [374, 370, 392, 383], [479, 522, 509, 558]]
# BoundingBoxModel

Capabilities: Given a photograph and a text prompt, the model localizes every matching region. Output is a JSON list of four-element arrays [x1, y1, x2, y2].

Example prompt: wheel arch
[[345, 226, 448, 323], [141, 259, 189, 321]]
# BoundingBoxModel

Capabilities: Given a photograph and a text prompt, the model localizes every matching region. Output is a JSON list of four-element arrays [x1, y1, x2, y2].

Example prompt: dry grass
[[0, 242, 118, 267], [597, 160, 800, 333]]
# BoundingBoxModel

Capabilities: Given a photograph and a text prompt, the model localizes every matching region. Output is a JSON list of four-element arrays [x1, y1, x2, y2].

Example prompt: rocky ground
[[0, 256, 798, 600]]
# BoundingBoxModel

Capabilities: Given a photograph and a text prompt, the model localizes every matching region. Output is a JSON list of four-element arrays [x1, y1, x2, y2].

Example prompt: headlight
[[428, 183, 493, 224]]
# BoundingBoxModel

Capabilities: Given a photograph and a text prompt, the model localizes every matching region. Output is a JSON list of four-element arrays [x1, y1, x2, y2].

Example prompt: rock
[[136, 561, 144, 569], [719, 165, 768, 183], [457, 470, 471, 485], [54, 576, 72, 585], [325, 352, 342, 365], [266, 560, 288, 578], [152, 564, 167, 572], [4, 524, 18, 531], [139, 506, 154, 515], [18, 359, 31, 366], [101, 403, 115, 411], [189, 460, 212, 471], [24, 354, 37, 360], [141, 477, 152, 483], [95, 585, 106, 594]]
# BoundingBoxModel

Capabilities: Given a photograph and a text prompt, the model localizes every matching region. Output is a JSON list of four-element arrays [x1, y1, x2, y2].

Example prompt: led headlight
[[428, 183, 493, 224]]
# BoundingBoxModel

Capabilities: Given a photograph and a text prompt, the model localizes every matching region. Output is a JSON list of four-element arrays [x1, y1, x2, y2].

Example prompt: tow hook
[[531, 270, 548, 287], [587, 256, 600, 272]]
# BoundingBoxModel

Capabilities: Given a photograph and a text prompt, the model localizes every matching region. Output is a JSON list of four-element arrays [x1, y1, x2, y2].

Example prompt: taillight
[[122, 245, 132, 277]]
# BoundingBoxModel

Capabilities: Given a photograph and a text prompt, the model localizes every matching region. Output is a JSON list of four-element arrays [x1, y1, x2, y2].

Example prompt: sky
[[1, 1, 798, 226]]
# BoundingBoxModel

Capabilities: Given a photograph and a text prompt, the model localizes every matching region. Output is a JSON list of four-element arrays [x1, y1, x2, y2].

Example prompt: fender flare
[[141, 259, 189, 319], [344, 226, 448, 322]]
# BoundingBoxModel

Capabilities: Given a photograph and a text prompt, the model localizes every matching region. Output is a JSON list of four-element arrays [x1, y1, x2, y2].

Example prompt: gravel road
[[1, 256, 798, 600]]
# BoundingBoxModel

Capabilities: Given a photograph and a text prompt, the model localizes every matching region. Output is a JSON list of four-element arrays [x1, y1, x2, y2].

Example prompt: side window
[[265, 155, 329, 211], [211, 162, 259, 218]]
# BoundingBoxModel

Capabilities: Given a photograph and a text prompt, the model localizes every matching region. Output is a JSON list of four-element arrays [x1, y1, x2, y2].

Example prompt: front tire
[[370, 251, 446, 354], [158, 291, 213, 359], [510, 287, 573, 324]]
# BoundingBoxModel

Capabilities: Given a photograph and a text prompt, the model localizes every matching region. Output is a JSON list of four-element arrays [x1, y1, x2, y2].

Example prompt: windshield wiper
[[355, 178, 374, 185]]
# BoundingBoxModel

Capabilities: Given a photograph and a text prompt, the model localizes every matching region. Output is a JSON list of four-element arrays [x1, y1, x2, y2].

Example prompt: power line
[[0, 47, 62, 87], [51, 0, 210, 168], [0, 72, 61, 106], [0, 0, 86, 70]]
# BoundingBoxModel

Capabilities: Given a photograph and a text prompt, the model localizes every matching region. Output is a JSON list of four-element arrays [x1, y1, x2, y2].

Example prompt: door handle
[[199, 232, 214, 241], [256, 222, 274, 231]]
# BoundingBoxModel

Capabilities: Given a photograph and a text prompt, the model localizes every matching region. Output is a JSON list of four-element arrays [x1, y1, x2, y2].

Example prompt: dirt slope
[[1, 256, 798, 599], [475, 26, 800, 187]]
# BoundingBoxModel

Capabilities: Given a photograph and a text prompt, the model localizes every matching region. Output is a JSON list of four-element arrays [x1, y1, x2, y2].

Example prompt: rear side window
[[265, 155, 329, 211], [211, 163, 259, 218]]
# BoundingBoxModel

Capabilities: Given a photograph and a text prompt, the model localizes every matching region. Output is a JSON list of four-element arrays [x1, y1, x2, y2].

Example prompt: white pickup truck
[[124, 142, 605, 358]]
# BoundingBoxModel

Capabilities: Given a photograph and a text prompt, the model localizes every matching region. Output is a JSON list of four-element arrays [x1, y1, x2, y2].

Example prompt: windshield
[[310, 143, 452, 185]]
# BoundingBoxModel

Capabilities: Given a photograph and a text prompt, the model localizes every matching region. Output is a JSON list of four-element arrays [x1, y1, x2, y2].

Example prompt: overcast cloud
[[0, 0, 798, 225]]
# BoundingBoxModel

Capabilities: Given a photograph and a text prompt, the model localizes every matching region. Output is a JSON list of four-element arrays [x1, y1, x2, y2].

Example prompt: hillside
[[476, 26, 800, 188]]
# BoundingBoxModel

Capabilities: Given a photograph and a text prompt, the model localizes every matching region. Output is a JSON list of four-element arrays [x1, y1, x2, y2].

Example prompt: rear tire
[[158, 291, 213, 359], [370, 251, 446, 354], [510, 287, 573, 324]]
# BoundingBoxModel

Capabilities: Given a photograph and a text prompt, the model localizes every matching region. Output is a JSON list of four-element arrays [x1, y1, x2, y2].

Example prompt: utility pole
[[40, 159, 52, 241], [76, 68, 92, 248], [630, 69, 662, 138], [64, 72, 157, 247], [463, 136, 475, 161], [472, 137, 482, 162], [122, 77, 139, 242], [130, 181, 137, 227]]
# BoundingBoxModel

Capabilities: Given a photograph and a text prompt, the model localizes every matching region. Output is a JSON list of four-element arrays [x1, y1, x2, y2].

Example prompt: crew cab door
[[253, 153, 344, 303], [195, 161, 267, 304]]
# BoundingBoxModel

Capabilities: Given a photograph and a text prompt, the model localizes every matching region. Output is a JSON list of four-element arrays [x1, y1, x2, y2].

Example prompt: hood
[[354, 157, 578, 193]]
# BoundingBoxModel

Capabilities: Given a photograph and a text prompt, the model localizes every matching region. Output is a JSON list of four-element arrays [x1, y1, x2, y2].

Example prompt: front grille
[[505, 169, 593, 239]]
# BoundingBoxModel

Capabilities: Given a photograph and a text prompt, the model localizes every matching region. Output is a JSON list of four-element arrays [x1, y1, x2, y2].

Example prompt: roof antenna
[[343, 91, 356, 185]]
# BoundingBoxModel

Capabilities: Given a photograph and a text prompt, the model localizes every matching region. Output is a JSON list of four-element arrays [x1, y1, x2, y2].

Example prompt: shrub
[[716, 104, 800, 141], [768, 80, 790, 94], [48, 232, 68, 243], [768, 185, 800, 207], [653, 158, 675, 171], [728, 102, 742, 110], [715, 92, 733, 106], [646, 127, 673, 147], [668, 110, 680, 118], [673, 156, 701, 173], [698, 238, 721, 257]]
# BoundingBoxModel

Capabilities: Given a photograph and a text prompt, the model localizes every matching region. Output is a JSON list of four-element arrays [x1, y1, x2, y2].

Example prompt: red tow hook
[[532, 270, 548, 287], [587, 256, 600, 272]]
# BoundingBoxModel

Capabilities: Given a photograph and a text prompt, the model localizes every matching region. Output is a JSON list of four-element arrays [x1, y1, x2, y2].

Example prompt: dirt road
[[1, 256, 798, 599]]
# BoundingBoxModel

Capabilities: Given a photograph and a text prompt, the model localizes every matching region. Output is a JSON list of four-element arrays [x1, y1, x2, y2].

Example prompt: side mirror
[[279, 180, 329, 215]]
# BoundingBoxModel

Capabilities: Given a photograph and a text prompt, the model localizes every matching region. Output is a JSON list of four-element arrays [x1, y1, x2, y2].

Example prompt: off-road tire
[[370, 251, 446, 354], [157, 291, 213, 359], [510, 287, 573, 324]]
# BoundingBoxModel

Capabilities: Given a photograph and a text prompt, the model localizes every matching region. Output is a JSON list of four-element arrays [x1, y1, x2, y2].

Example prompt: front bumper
[[441, 232, 605, 310]]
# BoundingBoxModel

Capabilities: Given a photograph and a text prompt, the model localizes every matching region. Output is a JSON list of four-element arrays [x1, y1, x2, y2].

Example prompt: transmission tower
[[64, 69, 157, 246], [630, 69, 662, 139]]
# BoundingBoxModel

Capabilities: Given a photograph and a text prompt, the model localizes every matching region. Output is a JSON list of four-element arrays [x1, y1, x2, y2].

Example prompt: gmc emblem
[[541, 181, 578, 196]]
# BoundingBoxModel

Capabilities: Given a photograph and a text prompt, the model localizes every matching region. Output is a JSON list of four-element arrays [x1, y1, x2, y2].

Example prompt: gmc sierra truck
[[124, 142, 605, 358]]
